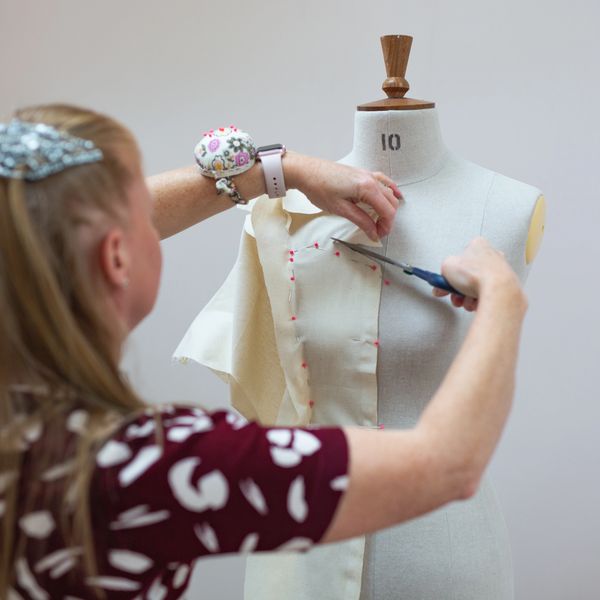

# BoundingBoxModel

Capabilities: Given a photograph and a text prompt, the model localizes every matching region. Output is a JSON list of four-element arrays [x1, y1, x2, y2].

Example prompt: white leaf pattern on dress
[[292, 430, 322, 456], [266, 429, 292, 447], [110, 504, 170, 530], [85, 576, 141, 591], [188, 415, 213, 431], [270, 446, 302, 468], [147, 575, 168, 600], [226, 411, 249, 430], [15, 558, 49, 600], [166, 427, 195, 443], [118, 445, 162, 487], [330, 474, 349, 491], [0, 499, 5, 517], [97, 440, 132, 468], [168, 457, 229, 512], [125, 420, 155, 439], [8, 588, 25, 600], [35, 547, 82, 575], [49, 556, 78, 579], [194, 523, 220, 553], [116, 504, 150, 520], [239, 479, 268, 515], [173, 564, 190, 589], [165, 416, 198, 426], [239, 532, 260, 553], [166, 414, 213, 429], [287, 476, 308, 523], [108, 549, 153, 574], [274, 537, 313, 552], [19, 510, 55, 539], [40, 460, 75, 482], [166, 414, 213, 442]]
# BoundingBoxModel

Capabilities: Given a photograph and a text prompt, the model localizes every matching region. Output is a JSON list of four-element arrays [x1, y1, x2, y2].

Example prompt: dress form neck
[[340, 108, 449, 186]]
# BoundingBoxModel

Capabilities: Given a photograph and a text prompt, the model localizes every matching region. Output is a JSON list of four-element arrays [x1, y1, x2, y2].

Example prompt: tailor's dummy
[[175, 35, 545, 600]]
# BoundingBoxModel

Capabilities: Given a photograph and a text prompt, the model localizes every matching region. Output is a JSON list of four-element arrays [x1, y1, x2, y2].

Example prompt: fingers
[[337, 200, 379, 241], [380, 182, 401, 209], [463, 296, 478, 312], [440, 256, 479, 299], [295, 160, 405, 241], [372, 173, 402, 216], [377, 186, 401, 237], [373, 172, 403, 201], [354, 173, 402, 238], [432, 287, 450, 298], [452, 295, 478, 312], [451, 293, 465, 308], [433, 287, 478, 312]]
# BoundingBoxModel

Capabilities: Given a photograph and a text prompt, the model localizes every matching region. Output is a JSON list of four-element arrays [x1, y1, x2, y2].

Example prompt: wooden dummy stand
[[358, 34, 435, 111]]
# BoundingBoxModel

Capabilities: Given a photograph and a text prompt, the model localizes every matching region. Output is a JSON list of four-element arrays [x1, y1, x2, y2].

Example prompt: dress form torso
[[239, 108, 543, 600]]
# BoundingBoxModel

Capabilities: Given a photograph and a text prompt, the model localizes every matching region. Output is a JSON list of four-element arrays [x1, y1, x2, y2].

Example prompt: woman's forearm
[[148, 162, 267, 240], [148, 152, 319, 240], [148, 152, 401, 241], [418, 279, 527, 495]]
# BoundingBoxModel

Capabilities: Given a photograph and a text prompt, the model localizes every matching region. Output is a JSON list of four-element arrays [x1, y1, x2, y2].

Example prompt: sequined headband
[[0, 119, 103, 182]]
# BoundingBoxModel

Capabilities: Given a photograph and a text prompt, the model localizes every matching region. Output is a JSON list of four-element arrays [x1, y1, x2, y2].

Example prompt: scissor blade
[[331, 238, 412, 271]]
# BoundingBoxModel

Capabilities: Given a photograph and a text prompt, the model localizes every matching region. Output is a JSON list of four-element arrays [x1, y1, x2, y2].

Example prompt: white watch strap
[[260, 150, 286, 198]]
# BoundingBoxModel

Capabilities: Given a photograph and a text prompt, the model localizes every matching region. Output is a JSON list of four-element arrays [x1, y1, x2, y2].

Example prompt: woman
[[0, 104, 526, 599]]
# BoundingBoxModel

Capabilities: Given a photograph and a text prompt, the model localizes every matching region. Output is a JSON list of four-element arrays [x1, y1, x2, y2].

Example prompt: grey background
[[1, 0, 599, 597]]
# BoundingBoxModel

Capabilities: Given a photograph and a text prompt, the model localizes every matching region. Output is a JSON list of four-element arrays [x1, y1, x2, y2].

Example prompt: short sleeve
[[91, 406, 348, 564]]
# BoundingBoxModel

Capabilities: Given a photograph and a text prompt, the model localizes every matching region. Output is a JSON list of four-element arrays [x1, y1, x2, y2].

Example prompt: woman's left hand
[[284, 152, 402, 241]]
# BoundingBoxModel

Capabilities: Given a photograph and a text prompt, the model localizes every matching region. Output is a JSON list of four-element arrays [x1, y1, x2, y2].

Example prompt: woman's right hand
[[433, 237, 525, 312]]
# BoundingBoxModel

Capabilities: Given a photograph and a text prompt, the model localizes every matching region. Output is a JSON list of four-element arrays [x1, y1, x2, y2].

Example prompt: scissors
[[331, 238, 465, 297]]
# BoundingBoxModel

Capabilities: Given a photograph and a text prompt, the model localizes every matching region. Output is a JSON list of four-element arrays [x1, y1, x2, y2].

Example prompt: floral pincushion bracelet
[[194, 127, 287, 204]]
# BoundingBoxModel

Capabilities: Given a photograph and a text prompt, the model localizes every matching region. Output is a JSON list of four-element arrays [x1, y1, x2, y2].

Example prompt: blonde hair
[[0, 104, 147, 595]]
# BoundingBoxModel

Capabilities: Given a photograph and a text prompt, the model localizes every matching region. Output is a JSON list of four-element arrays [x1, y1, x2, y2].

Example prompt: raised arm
[[148, 152, 401, 241], [93, 240, 526, 567], [322, 237, 527, 543]]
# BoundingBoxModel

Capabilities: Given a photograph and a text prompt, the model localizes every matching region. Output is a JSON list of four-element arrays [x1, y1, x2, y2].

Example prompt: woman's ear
[[99, 227, 130, 290]]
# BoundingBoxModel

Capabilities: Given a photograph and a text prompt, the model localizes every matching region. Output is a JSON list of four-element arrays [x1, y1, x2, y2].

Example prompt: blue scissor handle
[[410, 267, 465, 297]]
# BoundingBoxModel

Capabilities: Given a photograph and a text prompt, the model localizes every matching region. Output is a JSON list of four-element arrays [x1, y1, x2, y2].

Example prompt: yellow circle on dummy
[[525, 195, 546, 264]]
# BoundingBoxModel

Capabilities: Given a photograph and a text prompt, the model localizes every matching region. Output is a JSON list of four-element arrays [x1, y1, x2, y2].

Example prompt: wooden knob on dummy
[[381, 34, 412, 98], [357, 34, 435, 111]]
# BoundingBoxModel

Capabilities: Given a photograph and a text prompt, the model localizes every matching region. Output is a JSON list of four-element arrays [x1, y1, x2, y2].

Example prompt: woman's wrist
[[281, 150, 307, 191], [480, 276, 528, 319], [232, 161, 267, 202]]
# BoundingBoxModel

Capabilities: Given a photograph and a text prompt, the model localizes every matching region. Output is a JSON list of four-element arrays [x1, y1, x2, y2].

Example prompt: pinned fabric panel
[[175, 190, 383, 430], [252, 193, 382, 427]]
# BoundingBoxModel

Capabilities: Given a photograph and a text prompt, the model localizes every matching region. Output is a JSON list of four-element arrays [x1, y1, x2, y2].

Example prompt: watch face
[[257, 143, 284, 153]]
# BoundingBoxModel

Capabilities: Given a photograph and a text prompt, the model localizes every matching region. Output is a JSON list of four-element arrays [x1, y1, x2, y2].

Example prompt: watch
[[256, 143, 287, 198]]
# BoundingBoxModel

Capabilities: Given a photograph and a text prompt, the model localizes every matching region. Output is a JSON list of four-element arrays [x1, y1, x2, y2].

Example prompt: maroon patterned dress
[[7, 405, 348, 598]]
